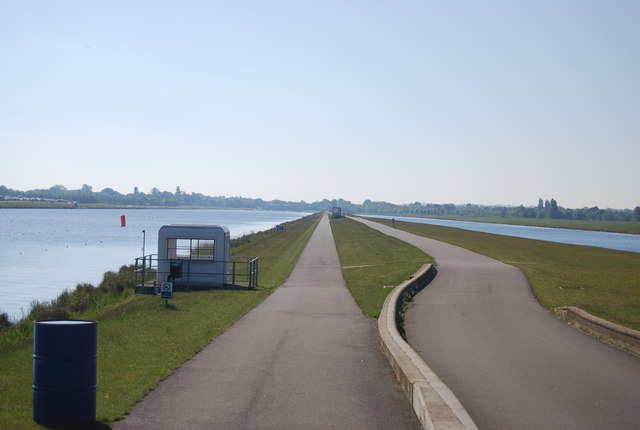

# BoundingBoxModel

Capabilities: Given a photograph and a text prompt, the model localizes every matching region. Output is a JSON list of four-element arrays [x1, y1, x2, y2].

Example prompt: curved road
[[114, 214, 420, 429], [355, 217, 640, 429]]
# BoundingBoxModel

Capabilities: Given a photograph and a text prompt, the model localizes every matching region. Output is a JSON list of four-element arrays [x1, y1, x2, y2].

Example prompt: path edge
[[377, 264, 478, 430], [554, 306, 640, 358]]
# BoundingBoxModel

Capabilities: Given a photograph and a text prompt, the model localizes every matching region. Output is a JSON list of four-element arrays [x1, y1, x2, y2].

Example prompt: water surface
[[363, 215, 640, 253], [0, 209, 309, 320]]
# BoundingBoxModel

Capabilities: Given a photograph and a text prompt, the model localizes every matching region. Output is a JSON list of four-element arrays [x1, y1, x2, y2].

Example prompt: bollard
[[33, 320, 97, 425]]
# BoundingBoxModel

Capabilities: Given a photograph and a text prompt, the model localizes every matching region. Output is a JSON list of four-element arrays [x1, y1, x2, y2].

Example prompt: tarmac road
[[114, 214, 421, 430], [355, 217, 640, 430]]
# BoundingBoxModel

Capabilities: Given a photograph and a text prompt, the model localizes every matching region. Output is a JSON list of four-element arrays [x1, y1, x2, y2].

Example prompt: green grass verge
[[78, 204, 231, 209], [370, 218, 640, 330], [330, 217, 433, 318], [0, 213, 321, 429], [0, 201, 77, 209]]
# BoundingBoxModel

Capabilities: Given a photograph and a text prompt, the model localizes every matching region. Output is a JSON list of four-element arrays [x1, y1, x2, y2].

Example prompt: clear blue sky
[[1, 1, 638, 209]]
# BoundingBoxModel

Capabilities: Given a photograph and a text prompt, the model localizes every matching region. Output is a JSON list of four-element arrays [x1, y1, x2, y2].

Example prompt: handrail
[[134, 254, 259, 294]]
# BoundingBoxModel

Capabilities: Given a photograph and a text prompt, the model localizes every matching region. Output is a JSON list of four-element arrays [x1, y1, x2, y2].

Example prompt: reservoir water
[[0, 209, 309, 320], [365, 215, 640, 253], [3, 210, 638, 321]]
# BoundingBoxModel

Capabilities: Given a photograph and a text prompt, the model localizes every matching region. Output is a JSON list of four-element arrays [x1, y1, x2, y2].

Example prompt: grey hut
[[157, 225, 230, 288]]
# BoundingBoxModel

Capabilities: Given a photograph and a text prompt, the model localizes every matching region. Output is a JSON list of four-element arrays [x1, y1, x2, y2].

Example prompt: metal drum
[[33, 320, 97, 424]]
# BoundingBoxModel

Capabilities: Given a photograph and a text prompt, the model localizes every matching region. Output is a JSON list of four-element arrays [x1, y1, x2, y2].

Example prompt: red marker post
[[120, 215, 126, 227]]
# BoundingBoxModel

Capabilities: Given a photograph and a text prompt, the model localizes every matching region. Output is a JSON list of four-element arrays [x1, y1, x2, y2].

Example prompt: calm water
[[365, 215, 640, 253], [0, 209, 309, 320]]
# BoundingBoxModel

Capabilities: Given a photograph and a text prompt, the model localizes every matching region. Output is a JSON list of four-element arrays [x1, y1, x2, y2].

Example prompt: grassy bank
[[78, 204, 231, 209], [0, 213, 321, 429], [0, 201, 77, 209], [330, 217, 433, 318], [370, 218, 640, 330]]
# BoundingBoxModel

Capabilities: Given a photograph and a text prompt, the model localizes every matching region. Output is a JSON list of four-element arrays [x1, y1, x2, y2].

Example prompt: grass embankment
[[0, 201, 77, 209], [78, 204, 228, 210], [0, 213, 321, 429], [330, 217, 433, 318], [371, 218, 640, 330]]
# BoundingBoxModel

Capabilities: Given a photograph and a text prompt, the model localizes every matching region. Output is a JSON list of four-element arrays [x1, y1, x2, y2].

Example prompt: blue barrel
[[33, 320, 97, 425]]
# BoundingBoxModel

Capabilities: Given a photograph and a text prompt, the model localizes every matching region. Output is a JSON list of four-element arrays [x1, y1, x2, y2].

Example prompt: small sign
[[160, 282, 173, 300], [276, 224, 285, 232]]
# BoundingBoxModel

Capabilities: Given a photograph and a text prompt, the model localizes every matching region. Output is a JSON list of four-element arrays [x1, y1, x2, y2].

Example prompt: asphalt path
[[355, 217, 640, 429], [114, 214, 421, 430]]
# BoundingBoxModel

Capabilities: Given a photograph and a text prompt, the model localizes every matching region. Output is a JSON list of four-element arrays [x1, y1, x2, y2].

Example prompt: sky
[[1, 1, 638, 209]]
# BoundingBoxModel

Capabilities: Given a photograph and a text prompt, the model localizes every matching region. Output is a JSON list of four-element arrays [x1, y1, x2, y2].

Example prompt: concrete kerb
[[377, 264, 478, 430], [555, 306, 640, 358]]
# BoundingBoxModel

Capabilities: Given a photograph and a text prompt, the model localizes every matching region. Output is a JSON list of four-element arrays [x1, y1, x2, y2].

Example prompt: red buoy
[[120, 215, 126, 227]]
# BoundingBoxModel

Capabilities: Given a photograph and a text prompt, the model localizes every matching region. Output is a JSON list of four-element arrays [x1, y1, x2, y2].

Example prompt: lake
[[4, 209, 638, 321], [0, 208, 309, 320], [364, 215, 640, 253]]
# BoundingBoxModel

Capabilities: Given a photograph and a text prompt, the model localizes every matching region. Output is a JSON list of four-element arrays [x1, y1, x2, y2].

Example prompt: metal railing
[[229, 256, 259, 288], [134, 254, 259, 294], [133, 254, 157, 293]]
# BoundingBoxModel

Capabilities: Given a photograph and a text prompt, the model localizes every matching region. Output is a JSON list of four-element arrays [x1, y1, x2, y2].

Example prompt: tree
[[50, 184, 67, 192], [76, 184, 97, 203], [540, 199, 550, 218], [634, 206, 640, 222], [549, 198, 562, 219], [48, 185, 68, 200], [536, 198, 545, 218], [0, 185, 17, 197], [99, 188, 120, 204]]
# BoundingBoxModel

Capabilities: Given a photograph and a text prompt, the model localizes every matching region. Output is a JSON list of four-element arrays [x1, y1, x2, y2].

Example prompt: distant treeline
[[1, 184, 638, 222], [361, 199, 640, 222]]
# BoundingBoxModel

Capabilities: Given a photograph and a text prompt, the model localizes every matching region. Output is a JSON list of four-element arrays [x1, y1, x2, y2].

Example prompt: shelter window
[[167, 238, 215, 260]]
